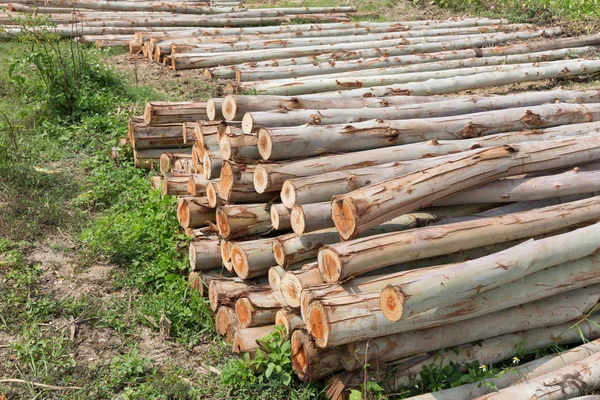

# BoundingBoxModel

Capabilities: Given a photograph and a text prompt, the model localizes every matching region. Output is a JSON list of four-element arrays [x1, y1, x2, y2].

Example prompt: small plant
[[108, 347, 154, 388]]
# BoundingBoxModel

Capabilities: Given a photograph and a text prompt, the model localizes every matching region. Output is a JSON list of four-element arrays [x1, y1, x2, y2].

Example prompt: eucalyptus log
[[162, 173, 191, 197], [202, 151, 222, 180], [321, 194, 600, 282], [128, 119, 186, 149], [258, 102, 600, 161], [218, 161, 273, 204], [235, 290, 282, 328], [291, 330, 343, 381], [233, 325, 275, 354], [144, 101, 207, 125], [270, 204, 291, 231], [187, 173, 209, 196], [280, 263, 323, 308], [159, 152, 192, 174], [219, 133, 260, 161], [216, 306, 238, 342], [216, 203, 271, 239], [189, 239, 221, 271], [290, 202, 333, 234], [340, 286, 600, 371], [276, 309, 304, 340], [230, 238, 276, 279], [206, 182, 224, 208], [182, 121, 196, 144], [208, 278, 269, 312], [176, 196, 215, 229], [220, 238, 234, 273]]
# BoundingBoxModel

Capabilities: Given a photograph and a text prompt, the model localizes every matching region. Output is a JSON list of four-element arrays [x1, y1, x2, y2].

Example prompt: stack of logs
[[126, 87, 600, 398]]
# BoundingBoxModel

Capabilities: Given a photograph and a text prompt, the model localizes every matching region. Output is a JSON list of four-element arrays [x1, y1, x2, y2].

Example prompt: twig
[[0, 379, 82, 390]]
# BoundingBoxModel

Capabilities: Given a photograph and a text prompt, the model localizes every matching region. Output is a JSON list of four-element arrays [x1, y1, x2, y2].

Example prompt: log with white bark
[[218, 162, 275, 203], [236, 59, 575, 96], [340, 286, 600, 371], [280, 262, 323, 308], [247, 89, 600, 135], [276, 309, 304, 340], [206, 98, 224, 121], [230, 238, 276, 279], [205, 182, 224, 208], [208, 278, 269, 311], [305, 232, 600, 348], [216, 203, 271, 239], [182, 121, 196, 144], [221, 94, 461, 121], [280, 122, 600, 206], [408, 339, 600, 400], [172, 29, 560, 69], [270, 204, 291, 231], [290, 202, 333, 234], [144, 101, 207, 125], [385, 316, 600, 393], [188, 239, 221, 271], [235, 290, 282, 328], [321, 194, 600, 282], [196, 120, 220, 148], [176, 196, 215, 228], [257, 103, 600, 161], [312, 59, 600, 99], [379, 223, 600, 321], [218, 133, 260, 161], [187, 173, 209, 196], [215, 306, 238, 343], [475, 351, 600, 400], [291, 330, 343, 381], [331, 134, 600, 240], [233, 325, 275, 354], [128, 119, 186, 149]]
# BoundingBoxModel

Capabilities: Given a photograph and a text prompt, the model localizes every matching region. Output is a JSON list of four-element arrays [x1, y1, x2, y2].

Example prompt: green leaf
[[349, 389, 363, 400]]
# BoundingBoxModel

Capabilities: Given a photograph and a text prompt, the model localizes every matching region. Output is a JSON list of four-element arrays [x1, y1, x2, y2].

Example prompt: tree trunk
[[217, 161, 274, 204], [247, 89, 600, 135], [322, 194, 600, 282], [307, 248, 600, 348], [189, 238, 221, 271], [187, 173, 209, 197], [208, 278, 269, 311], [219, 133, 260, 161], [216, 203, 272, 239], [270, 204, 291, 231], [128, 118, 187, 149], [235, 290, 282, 328], [216, 306, 238, 342], [290, 202, 333, 234], [233, 325, 275, 354], [291, 330, 343, 381], [176, 195, 215, 229], [257, 103, 600, 161], [230, 238, 276, 279], [280, 263, 324, 308], [276, 309, 304, 340], [273, 231, 340, 268], [332, 135, 600, 240], [144, 101, 207, 125], [280, 122, 600, 206], [340, 286, 600, 371], [195, 120, 221, 149]]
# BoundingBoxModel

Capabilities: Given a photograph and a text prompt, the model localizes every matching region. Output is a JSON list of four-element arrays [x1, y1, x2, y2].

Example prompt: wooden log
[[176, 196, 215, 229], [321, 194, 600, 282], [144, 101, 207, 125], [218, 161, 273, 204], [290, 202, 333, 234], [257, 102, 600, 161], [162, 173, 191, 197], [189, 239, 221, 271], [340, 286, 600, 371], [291, 330, 343, 381], [191, 145, 203, 174], [280, 122, 600, 206], [307, 242, 600, 348], [235, 290, 282, 328], [216, 306, 238, 342], [206, 182, 224, 208], [280, 262, 323, 308], [270, 204, 291, 231], [202, 150, 223, 180], [233, 325, 275, 354], [276, 308, 304, 340], [408, 339, 600, 400], [216, 203, 271, 239], [269, 266, 287, 293], [128, 118, 186, 149], [475, 352, 600, 400], [206, 98, 225, 121], [218, 133, 260, 161], [182, 121, 196, 144], [220, 238, 234, 273], [332, 134, 600, 240], [247, 89, 600, 135], [187, 173, 209, 196], [221, 94, 460, 121], [208, 278, 269, 312], [230, 238, 276, 279], [159, 152, 192, 174], [385, 316, 600, 393]]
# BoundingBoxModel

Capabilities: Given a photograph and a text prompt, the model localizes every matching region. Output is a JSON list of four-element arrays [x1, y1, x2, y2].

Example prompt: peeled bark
[[216, 203, 271, 239], [144, 101, 207, 125], [332, 134, 600, 240], [258, 102, 600, 161], [280, 122, 600, 206], [230, 238, 276, 279], [235, 290, 282, 328], [218, 161, 274, 204], [340, 286, 600, 371], [188, 239, 221, 271], [233, 325, 275, 354], [162, 173, 192, 197], [307, 244, 600, 348], [270, 204, 291, 231], [291, 202, 333, 234], [176, 195, 215, 229], [276, 309, 304, 340], [187, 173, 209, 196], [321, 195, 600, 282], [216, 306, 238, 342], [291, 330, 343, 381]]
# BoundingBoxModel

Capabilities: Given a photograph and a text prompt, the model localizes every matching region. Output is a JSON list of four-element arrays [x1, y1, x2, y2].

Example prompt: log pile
[[126, 86, 600, 398]]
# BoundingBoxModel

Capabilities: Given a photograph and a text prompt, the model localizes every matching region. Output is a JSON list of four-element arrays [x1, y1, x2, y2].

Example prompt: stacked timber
[[129, 87, 600, 398]]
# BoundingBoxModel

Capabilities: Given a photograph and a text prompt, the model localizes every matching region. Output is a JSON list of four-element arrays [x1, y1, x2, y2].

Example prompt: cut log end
[[291, 330, 312, 382], [206, 99, 217, 121], [253, 165, 270, 194], [307, 300, 329, 348], [178, 201, 191, 229], [272, 238, 286, 266], [216, 306, 234, 337], [202, 153, 214, 180], [291, 204, 307, 235], [275, 309, 291, 338], [159, 153, 171, 174], [235, 298, 254, 329], [219, 161, 235, 200], [220, 238, 231, 265], [281, 181, 297, 209], [188, 243, 197, 270], [241, 113, 255, 135], [281, 273, 302, 308], [208, 281, 219, 312], [268, 266, 284, 292], [206, 182, 219, 208], [332, 198, 357, 241], [231, 244, 250, 279], [216, 208, 231, 239], [380, 285, 406, 322], [188, 271, 203, 296], [271, 206, 282, 230], [318, 248, 343, 283], [219, 136, 233, 161], [257, 128, 273, 160], [222, 95, 237, 121]]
